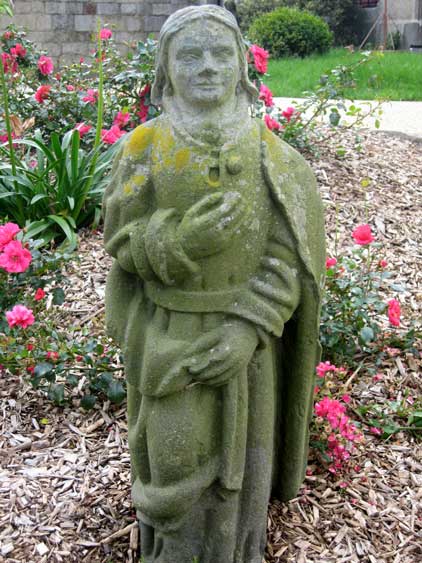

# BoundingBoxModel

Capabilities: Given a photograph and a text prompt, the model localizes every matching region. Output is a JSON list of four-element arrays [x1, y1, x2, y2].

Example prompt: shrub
[[249, 7, 333, 59], [232, 1, 359, 45], [0, 221, 125, 408], [296, 0, 360, 46], [320, 223, 408, 364], [231, 0, 286, 33]]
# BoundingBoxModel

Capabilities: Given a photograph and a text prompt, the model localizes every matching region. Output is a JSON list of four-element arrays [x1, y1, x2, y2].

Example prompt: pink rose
[[259, 84, 273, 107], [34, 288, 46, 301], [74, 122, 92, 138], [325, 257, 337, 269], [101, 125, 125, 144], [387, 298, 401, 327], [282, 106, 295, 122], [379, 259, 388, 268], [34, 84, 51, 104], [99, 28, 112, 40], [10, 43, 27, 58], [37, 55, 54, 75], [6, 305, 35, 329], [1, 52, 18, 74], [66, 84, 75, 91], [137, 100, 149, 123], [82, 89, 98, 104], [352, 224, 374, 245], [250, 44, 269, 74], [0, 222, 20, 251], [264, 114, 281, 131], [113, 111, 131, 128], [316, 361, 337, 378], [0, 240, 32, 273]]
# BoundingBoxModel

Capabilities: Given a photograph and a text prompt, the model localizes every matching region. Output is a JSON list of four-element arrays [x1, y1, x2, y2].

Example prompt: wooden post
[[383, 0, 388, 49]]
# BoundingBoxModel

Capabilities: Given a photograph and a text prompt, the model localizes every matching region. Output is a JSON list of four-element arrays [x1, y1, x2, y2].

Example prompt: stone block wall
[[0, 1, 221, 61]]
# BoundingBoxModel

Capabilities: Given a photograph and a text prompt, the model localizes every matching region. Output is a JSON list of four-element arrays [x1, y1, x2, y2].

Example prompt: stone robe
[[103, 114, 325, 563]]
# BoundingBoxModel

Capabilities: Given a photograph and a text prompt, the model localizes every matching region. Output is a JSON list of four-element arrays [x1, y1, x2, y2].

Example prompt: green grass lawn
[[265, 48, 422, 101]]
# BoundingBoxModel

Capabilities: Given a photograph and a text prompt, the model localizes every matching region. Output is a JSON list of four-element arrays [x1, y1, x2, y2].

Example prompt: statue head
[[151, 5, 258, 109]]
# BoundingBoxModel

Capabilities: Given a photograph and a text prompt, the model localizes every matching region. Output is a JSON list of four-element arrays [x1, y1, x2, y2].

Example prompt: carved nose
[[199, 52, 218, 74]]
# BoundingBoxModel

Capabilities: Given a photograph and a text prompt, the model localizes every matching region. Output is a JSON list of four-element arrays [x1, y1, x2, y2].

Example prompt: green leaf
[[81, 394, 97, 410], [30, 194, 49, 205], [107, 380, 126, 404], [49, 383, 65, 405], [360, 326, 374, 344], [408, 411, 422, 427], [329, 111, 341, 126], [34, 362, 54, 377], [47, 214, 75, 244], [381, 423, 401, 437], [52, 287, 65, 305]]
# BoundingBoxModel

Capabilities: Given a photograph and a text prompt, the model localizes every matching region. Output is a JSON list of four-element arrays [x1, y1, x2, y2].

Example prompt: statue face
[[167, 19, 240, 108]]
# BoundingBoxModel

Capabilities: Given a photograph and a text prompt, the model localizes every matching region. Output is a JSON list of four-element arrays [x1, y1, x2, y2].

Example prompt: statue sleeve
[[102, 130, 156, 280], [244, 212, 301, 340], [103, 124, 198, 285]]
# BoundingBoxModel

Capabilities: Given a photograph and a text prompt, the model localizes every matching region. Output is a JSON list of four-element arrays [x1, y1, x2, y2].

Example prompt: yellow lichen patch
[[175, 148, 190, 172], [132, 174, 146, 186], [262, 126, 277, 149], [154, 126, 175, 155], [125, 125, 154, 157], [123, 175, 146, 196], [123, 181, 134, 196]]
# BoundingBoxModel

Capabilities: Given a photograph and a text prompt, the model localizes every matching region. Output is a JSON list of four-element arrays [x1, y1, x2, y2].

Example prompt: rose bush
[[0, 221, 125, 407], [320, 223, 413, 365]]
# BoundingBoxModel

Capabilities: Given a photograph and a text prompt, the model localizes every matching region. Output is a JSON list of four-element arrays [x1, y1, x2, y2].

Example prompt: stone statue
[[103, 5, 325, 562]]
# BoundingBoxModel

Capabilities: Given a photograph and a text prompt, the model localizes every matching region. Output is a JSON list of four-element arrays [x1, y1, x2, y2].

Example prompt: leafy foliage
[[320, 230, 408, 365], [232, 0, 359, 45], [249, 7, 333, 58], [0, 225, 125, 407], [0, 130, 121, 247], [0, 233, 70, 324]]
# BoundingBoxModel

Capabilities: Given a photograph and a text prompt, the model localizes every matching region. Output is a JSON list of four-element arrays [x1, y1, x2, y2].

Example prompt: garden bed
[[0, 128, 421, 563]]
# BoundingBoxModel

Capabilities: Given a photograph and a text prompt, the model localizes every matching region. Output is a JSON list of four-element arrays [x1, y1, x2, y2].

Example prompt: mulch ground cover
[[0, 128, 421, 563]]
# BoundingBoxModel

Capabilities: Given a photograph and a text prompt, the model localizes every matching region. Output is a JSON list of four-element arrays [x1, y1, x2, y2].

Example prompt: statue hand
[[177, 191, 247, 260], [186, 320, 258, 387]]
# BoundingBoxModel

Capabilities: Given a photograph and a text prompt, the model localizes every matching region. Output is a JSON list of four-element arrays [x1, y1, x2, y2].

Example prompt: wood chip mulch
[[0, 128, 421, 562]]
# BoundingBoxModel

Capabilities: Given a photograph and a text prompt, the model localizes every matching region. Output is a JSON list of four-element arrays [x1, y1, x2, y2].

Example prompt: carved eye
[[179, 50, 201, 62]]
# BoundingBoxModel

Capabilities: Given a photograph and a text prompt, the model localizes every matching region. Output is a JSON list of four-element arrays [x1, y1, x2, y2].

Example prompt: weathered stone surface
[[2, 1, 221, 61], [97, 2, 120, 16], [143, 14, 167, 32], [74, 14, 96, 32], [103, 5, 325, 562], [120, 3, 138, 16], [152, 3, 173, 16], [45, 1, 67, 15], [51, 14, 74, 30]]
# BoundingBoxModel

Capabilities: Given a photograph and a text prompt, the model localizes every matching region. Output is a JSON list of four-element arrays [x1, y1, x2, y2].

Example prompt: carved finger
[[205, 366, 238, 387], [195, 355, 235, 380], [186, 192, 224, 219], [187, 330, 221, 356]]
